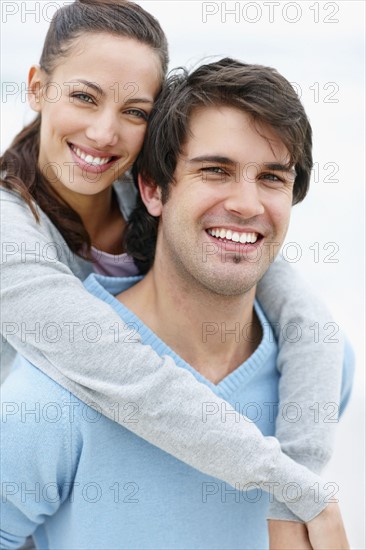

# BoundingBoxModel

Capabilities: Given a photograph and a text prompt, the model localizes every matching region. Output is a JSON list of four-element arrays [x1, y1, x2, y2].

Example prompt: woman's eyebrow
[[124, 97, 154, 105], [75, 79, 103, 96], [70, 80, 153, 104]]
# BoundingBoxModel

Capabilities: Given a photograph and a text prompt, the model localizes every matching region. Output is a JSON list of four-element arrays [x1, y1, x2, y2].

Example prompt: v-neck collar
[[84, 273, 277, 400]]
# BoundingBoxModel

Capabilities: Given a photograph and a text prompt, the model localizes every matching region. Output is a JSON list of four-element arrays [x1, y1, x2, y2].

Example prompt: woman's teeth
[[70, 144, 113, 166], [207, 228, 258, 244]]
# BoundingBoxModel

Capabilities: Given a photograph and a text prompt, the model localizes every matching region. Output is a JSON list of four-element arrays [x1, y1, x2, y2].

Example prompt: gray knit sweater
[[0, 182, 346, 522]]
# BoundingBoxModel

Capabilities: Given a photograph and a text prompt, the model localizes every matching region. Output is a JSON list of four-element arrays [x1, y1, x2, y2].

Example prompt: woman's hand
[[268, 519, 312, 549], [306, 502, 350, 550], [269, 503, 349, 550]]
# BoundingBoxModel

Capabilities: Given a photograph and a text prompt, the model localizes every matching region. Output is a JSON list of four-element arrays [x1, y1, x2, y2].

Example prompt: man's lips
[[204, 226, 264, 254]]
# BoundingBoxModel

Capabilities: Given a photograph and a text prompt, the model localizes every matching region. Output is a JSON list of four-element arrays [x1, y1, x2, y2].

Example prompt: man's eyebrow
[[188, 155, 235, 165], [188, 156, 296, 176]]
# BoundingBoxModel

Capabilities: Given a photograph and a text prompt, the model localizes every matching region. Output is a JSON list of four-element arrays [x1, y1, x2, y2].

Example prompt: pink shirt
[[90, 247, 139, 277], [89, 177, 140, 277]]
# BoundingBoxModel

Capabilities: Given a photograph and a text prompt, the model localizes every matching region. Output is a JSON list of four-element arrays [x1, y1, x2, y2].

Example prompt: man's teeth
[[207, 228, 258, 244], [71, 145, 112, 166]]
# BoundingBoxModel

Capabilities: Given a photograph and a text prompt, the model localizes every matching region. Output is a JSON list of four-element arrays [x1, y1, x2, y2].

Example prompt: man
[[1, 59, 352, 549], [122, 58, 352, 548]]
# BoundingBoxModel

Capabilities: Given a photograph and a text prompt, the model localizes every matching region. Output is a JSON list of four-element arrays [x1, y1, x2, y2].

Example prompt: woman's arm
[[257, 257, 354, 521], [0, 188, 348, 522], [258, 258, 353, 546], [268, 510, 350, 550], [268, 520, 312, 549]]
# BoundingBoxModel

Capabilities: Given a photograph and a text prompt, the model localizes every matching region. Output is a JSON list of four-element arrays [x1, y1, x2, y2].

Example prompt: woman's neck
[[54, 185, 126, 254]]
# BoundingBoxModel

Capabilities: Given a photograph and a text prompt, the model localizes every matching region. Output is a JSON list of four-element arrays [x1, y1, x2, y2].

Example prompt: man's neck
[[117, 254, 262, 385]]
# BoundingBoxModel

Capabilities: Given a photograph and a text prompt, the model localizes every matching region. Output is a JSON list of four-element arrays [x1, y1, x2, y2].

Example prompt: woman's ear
[[28, 65, 44, 112], [138, 173, 163, 217]]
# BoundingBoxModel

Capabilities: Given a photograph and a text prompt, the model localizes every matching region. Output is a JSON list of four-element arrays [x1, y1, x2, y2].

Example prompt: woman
[[0, 0, 352, 547]]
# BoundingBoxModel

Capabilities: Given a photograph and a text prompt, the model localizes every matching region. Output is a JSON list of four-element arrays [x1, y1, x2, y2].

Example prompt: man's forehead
[[180, 105, 291, 166]]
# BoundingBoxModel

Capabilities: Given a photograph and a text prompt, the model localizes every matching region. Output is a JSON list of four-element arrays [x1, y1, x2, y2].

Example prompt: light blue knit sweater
[[0, 274, 354, 549]]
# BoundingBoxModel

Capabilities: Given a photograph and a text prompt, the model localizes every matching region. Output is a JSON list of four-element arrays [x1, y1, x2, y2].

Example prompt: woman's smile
[[68, 142, 121, 174]]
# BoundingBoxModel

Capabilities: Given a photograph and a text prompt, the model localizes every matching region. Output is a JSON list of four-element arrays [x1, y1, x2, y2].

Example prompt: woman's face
[[29, 33, 162, 200]]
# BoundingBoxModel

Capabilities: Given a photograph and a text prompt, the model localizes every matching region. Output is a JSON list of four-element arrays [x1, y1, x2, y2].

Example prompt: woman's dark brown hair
[[1, 0, 169, 256], [125, 58, 313, 273]]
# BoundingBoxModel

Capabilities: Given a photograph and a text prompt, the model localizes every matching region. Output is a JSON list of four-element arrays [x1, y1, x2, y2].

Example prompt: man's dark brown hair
[[125, 57, 313, 273]]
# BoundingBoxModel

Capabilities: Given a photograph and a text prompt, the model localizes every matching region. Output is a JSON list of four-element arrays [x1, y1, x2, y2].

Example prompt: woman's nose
[[85, 110, 119, 149]]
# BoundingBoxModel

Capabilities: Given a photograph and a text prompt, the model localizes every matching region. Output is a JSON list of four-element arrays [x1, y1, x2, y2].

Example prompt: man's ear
[[28, 65, 45, 113], [138, 173, 163, 217]]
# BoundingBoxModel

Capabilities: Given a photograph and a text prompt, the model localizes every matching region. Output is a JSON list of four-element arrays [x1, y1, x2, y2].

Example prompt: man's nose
[[223, 175, 265, 219], [85, 110, 119, 149]]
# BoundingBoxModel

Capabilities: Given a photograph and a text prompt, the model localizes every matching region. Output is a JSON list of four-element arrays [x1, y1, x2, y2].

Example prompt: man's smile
[[206, 227, 261, 244]]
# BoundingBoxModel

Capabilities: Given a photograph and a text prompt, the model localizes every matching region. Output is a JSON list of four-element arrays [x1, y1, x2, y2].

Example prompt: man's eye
[[261, 173, 282, 182], [71, 93, 95, 104], [124, 108, 148, 121], [201, 167, 226, 174]]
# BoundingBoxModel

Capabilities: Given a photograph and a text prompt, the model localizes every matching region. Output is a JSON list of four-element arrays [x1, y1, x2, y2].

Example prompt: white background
[[1, 1, 365, 547]]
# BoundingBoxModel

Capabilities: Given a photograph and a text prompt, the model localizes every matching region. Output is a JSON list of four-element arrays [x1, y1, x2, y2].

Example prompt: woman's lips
[[68, 143, 121, 175]]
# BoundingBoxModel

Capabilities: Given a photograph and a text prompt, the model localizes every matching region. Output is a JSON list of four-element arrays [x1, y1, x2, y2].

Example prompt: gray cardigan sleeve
[[0, 187, 342, 522], [257, 258, 345, 520]]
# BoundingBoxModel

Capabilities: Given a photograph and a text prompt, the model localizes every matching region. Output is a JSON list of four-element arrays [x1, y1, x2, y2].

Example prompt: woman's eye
[[72, 93, 95, 104], [124, 108, 148, 121]]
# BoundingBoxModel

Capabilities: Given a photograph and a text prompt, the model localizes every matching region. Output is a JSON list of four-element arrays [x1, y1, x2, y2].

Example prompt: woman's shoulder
[[0, 184, 49, 226], [0, 185, 69, 260], [0, 184, 32, 207]]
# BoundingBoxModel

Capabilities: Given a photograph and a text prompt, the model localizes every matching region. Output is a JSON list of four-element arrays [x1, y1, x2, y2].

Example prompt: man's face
[[153, 105, 295, 296]]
